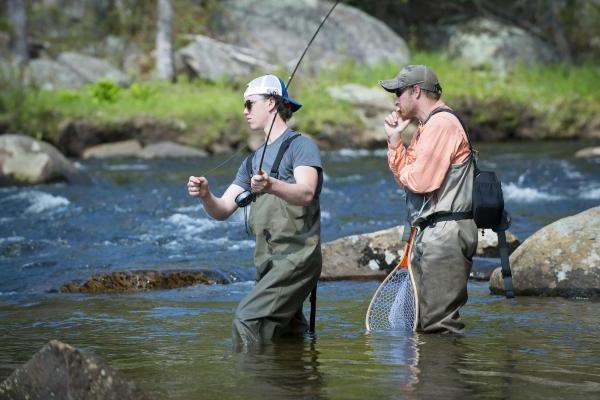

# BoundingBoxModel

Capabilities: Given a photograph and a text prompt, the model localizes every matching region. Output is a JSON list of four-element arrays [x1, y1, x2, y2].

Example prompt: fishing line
[[198, 144, 248, 177], [235, 0, 340, 208]]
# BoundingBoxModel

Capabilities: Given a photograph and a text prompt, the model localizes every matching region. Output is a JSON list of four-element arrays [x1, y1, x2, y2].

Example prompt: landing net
[[366, 266, 416, 332]]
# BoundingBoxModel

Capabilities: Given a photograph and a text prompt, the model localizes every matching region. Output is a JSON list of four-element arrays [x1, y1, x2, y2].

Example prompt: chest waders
[[232, 134, 322, 349], [404, 110, 478, 334]]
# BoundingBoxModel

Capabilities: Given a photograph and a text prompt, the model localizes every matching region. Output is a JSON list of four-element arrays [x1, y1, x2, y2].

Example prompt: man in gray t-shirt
[[187, 74, 323, 350]]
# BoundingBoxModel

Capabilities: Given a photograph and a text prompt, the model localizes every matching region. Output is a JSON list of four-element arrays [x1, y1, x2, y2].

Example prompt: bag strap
[[427, 107, 479, 174]]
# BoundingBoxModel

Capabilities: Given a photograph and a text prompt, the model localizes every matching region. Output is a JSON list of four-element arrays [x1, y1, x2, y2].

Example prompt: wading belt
[[416, 211, 473, 230]]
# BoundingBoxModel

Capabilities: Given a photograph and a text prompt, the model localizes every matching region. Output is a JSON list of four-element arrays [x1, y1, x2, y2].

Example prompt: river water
[[1, 141, 599, 399]]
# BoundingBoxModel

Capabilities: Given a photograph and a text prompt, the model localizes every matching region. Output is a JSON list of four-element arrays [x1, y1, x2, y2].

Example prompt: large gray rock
[[321, 226, 404, 280], [477, 229, 520, 258], [490, 206, 600, 298], [57, 118, 185, 157], [57, 52, 131, 86], [321, 225, 516, 280], [25, 58, 87, 90], [212, 0, 410, 70], [0, 134, 89, 186], [177, 35, 275, 81], [447, 18, 557, 72], [0, 340, 152, 399], [326, 83, 415, 147]]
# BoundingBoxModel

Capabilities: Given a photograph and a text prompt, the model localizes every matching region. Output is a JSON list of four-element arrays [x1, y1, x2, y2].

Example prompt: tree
[[7, 0, 28, 65], [155, 0, 174, 81]]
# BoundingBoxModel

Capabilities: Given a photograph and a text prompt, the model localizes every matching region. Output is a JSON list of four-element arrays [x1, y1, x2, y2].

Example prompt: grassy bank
[[1, 51, 599, 147]]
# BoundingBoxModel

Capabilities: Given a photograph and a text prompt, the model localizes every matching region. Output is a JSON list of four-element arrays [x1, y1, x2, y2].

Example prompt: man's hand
[[187, 176, 209, 199], [384, 111, 411, 147], [251, 170, 271, 194]]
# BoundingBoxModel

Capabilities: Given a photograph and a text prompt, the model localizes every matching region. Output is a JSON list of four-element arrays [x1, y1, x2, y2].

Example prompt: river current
[[1, 141, 599, 399]]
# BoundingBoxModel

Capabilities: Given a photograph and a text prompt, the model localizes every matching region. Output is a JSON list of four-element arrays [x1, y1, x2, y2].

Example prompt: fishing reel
[[235, 190, 256, 208]]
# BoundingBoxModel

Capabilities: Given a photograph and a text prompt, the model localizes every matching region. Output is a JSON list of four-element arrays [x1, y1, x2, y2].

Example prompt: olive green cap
[[379, 64, 442, 94]]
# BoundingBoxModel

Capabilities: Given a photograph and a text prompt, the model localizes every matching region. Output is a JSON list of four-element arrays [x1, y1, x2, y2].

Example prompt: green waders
[[232, 193, 322, 348], [410, 219, 477, 334]]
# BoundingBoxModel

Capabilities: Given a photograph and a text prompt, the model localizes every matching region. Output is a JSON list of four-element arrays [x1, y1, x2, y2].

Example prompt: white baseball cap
[[243, 74, 302, 112]]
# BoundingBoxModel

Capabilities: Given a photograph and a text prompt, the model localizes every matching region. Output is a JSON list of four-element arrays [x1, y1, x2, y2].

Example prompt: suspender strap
[[416, 211, 473, 230], [270, 133, 301, 178], [493, 211, 515, 298], [427, 107, 480, 174], [244, 134, 301, 178], [496, 230, 515, 298]]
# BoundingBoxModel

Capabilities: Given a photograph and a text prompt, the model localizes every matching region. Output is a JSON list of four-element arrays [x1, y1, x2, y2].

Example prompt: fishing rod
[[234, 0, 340, 208]]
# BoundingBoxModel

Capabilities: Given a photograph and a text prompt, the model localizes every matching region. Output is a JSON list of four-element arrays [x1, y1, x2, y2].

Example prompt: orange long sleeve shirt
[[387, 102, 471, 194]]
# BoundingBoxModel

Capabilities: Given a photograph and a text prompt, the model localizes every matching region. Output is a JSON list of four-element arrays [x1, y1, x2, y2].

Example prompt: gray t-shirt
[[233, 129, 323, 196]]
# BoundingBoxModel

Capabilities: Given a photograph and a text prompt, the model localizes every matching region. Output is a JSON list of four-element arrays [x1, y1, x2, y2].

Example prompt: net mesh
[[366, 267, 416, 332]]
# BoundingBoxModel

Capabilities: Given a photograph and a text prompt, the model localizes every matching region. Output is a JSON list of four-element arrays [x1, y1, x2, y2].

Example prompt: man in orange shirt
[[379, 65, 478, 334]]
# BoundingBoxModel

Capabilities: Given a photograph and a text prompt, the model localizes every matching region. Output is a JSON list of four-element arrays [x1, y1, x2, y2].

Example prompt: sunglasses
[[395, 87, 408, 97], [244, 99, 260, 111]]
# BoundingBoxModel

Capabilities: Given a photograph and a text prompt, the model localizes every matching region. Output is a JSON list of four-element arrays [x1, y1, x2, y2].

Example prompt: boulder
[[575, 146, 600, 158], [490, 206, 600, 298], [177, 35, 275, 81], [82, 140, 143, 159], [140, 141, 207, 159], [0, 340, 152, 400], [322, 225, 520, 280], [81, 140, 207, 159], [57, 118, 185, 157], [25, 58, 87, 90], [477, 229, 520, 258], [0, 134, 90, 186], [212, 0, 410, 70], [447, 18, 557, 72], [326, 83, 416, 147], [321, 225, 404, 280], [61, 269, 232, 293], [57, 52, 131, 87]]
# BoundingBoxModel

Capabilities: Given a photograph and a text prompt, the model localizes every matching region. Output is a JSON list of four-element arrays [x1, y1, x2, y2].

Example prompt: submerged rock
[[490, 206, 600, 298], [0, 340, 152, 400], [61, 269, 231, 293], [0, 134, 90, 186]]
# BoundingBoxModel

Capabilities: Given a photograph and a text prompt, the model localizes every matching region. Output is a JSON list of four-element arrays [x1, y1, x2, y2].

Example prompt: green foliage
[[57, 90, 81, 103], [129, 83, 157, 101], [3, 51, 599, 145], [89, 79, 121, 103], [0, 66, 58, 140]]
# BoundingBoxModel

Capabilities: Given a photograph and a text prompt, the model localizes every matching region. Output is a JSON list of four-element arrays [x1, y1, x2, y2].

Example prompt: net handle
[[365, 227, 416, 331]]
